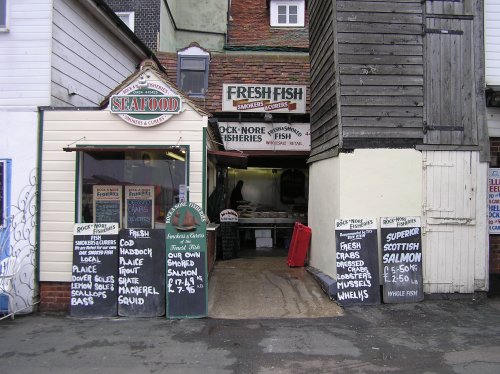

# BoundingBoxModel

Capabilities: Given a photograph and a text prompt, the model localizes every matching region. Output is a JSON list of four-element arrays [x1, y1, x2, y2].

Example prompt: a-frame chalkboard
[[165, 202, 208, 318]]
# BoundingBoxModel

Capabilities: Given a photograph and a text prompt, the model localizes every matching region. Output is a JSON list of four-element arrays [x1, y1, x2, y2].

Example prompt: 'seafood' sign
[[222, 84, 306, 113]]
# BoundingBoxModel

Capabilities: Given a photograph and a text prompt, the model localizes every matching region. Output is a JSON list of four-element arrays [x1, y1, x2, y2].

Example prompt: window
[[116, 11, 135, 32], [0, 0, 8, 31], [79, 149, 187, 228], [270, 0, 305, 27], [177, 46, 209, 98]]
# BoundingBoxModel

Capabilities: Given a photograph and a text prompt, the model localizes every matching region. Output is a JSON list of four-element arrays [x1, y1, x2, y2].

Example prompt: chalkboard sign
[[220, 209, 239, 260], [118, 229, 166, 316], [125, 186, 154, 229], [0, 161, 4, 228], [381, 217, 423, 303], [93, 185, 122, 227], [71, 223, 119, 317], [165, 202, 207, 318], [335, 218, 380, 306]]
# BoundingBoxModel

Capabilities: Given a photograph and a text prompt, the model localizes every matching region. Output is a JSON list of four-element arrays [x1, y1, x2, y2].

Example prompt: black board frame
[[335, 218, 380, 306]]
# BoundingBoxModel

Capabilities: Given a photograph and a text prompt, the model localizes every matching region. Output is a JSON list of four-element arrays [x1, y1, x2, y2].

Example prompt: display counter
[[238, 217, 307, 248]]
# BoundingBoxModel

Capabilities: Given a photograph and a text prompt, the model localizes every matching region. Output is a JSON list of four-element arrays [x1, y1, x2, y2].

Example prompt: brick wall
[[103, 0, 160, 51], [40, 282, 71, 313], [490, 138, 500, 274]]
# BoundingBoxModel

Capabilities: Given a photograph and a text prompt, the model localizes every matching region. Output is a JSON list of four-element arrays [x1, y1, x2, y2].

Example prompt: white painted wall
[[308, 157, 340, 278], [308, 149, 422, 279], [0, 0, 52, 106], [485, 0, 500, 87], [39, 102, 207, 282], [0, 111, 38, 313]]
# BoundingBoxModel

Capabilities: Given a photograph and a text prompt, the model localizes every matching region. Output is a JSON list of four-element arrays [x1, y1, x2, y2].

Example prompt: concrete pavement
[[1, 298, 500, 373]]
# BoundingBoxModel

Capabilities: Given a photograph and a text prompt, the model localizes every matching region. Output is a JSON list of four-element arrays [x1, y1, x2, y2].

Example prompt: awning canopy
[[207, 149, 248, 169]]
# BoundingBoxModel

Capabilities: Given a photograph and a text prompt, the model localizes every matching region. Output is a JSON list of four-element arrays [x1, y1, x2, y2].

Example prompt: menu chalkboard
[[118, 229, 165, 316], [93, 185, 122, 226], [335, 218, 380, 306], [0, 161, 4, 228], [165, 202, 207, 318], [220, 209, 239, 260], [125, 186, 154, 229], [381, 217, 423, 303], [71, 223, 119, 317]]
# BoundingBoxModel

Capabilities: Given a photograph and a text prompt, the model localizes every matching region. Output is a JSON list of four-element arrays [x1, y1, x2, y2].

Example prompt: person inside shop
[[230, 180, 244, 210]]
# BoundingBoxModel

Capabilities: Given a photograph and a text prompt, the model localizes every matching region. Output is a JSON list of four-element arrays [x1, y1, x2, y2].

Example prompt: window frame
[[177, 48, 210, 98], [115, 11, 135, 32], [0, 0, 9, 32], [270, 0, 305, 27]]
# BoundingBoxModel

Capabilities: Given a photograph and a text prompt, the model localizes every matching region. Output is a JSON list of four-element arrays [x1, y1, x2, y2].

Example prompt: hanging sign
[[335, 218, 380, 306], [125, 186, 154, 229], [381, 217, 423, 303], [110, 69, 182, 127], [93, 185, 122, 227], [165, 202, 207, 318], [489, 168, 500, 234], [223, 84, 306, 113], [218, 122, 310, 151], [71, 223, 119, 317]]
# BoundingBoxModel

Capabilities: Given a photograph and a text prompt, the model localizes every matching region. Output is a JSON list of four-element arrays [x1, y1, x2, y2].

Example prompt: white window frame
[[0, 0, 9, 32], [270, 0, 305, 27], [177, 46, 210, 98], [116, 11, 135, 32]]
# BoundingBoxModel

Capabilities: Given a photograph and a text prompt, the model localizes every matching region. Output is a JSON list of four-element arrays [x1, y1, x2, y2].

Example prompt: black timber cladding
[[336, 0, 424, 150], [308, 0, 486, 158], [423, 0, 486, 149], [309, 0, 339, 162]]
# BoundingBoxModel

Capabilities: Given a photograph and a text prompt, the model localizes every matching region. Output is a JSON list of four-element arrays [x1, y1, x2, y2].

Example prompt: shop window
[[177, 46, 209, 98], [270, 0, 305, 27], [79, 148, 187, 228], [115, 11, 135, 31], [0, 0, 8, 31]]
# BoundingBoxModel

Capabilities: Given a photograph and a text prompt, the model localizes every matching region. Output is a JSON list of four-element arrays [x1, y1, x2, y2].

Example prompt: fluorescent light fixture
[[166, 151, 185, 161]]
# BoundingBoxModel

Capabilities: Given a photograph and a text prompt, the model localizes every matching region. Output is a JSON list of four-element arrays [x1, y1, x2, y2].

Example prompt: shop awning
[[207, 149, 248, 169], [63, 146, 182, 152]]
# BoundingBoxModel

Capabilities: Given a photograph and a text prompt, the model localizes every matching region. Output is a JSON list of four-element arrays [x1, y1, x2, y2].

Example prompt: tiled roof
[[157, 52, 310, 113], [227, 0, 309, 49]]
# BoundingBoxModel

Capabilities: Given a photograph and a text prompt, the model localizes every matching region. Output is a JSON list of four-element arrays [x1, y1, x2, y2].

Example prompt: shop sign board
[[381, 216, 423, 303], [71, 223, 119, 317], [110, 77, 182, 127], [222, 84, 306, 113], [118, 228, 166, 317], [165, 202, 207, 318], [125, 186, 154, 229], [93, 185, 122, 227], [220, 209, 239, 260], [489, 168, 500, 234], [335, 218, 380, 306], [218, 122, 310, 151]]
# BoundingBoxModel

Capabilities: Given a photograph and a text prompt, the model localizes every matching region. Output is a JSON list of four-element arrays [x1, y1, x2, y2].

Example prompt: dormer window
[[270, 0, 305, 27], [116, 12, 135, 32], [177, 46, 210, 98]]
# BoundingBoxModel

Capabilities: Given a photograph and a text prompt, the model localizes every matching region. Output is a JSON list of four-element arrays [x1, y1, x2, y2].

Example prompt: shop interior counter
[[238, 217, 307, 247]]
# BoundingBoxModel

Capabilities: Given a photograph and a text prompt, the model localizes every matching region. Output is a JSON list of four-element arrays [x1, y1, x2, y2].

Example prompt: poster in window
[[125, 186, 154, 229], [489, 168, 500, 234], [93, 185, 122, 227]]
